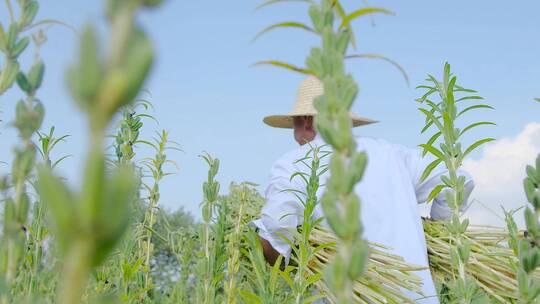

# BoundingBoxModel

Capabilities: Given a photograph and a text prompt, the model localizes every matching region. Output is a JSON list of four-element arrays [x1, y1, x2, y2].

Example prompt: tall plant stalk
[[506, 154, 540, 303], [196, 153, 223, 304], [36, 1, 164, 303], [0, 4, 45, 300], [255, 1, 392, 302], [142, 130, 180, 290], [281, 145, 330, 304], [0, 0, 39, 94], [416, 62, 495, 302]]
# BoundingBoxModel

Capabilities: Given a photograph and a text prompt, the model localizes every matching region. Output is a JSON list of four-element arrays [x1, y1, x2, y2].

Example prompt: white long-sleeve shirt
[[252, 135, 474, 303]]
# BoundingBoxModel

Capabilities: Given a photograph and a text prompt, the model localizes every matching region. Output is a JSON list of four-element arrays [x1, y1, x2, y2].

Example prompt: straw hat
[[263, 76, 377, 129]]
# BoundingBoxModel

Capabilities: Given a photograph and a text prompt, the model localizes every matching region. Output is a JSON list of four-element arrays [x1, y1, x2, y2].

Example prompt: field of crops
[[1, 0, 539, 303]]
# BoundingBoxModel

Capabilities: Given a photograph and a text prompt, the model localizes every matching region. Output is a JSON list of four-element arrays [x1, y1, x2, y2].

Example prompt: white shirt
[[252, 135, 474, 303]]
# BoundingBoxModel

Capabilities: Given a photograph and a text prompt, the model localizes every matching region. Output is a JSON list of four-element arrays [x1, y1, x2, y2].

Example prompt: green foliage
[[506, 154, 540, 303], [0, 0, 41, 94], [195, 153, 225, 304], [0, 3, 47, 303], [33, 1, 163, 303], [280, 145, 330, 304], [416, 62, 495, 303]]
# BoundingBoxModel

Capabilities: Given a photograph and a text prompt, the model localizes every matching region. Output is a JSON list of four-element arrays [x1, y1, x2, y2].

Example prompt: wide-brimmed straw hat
[[263, 76, 377, 129]]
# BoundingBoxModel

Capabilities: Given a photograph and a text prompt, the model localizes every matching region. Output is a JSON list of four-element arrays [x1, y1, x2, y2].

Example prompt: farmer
[[251, 76, 474, 303]]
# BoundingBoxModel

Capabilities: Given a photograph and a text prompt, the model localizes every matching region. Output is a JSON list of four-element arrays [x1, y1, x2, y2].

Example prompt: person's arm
[[400, 145, 475, 220], [259, 236, 281, 265], [249, 158, 304, 264]]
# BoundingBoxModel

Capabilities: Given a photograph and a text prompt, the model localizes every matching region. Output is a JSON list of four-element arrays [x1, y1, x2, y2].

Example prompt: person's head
[[263, 76, 377, 144], [293, 116, 316, 145]]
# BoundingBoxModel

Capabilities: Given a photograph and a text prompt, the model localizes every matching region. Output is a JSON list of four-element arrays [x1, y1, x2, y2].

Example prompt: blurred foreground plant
[[416, 62, 495, 303], [506, 154, 540, 303], [0, 3, 46, 301], [255, 0, 393, 302], [36, 1, 163, 303]]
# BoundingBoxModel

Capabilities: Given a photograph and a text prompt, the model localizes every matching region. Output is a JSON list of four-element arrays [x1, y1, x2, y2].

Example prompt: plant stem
[[59, 240, 93, 304]]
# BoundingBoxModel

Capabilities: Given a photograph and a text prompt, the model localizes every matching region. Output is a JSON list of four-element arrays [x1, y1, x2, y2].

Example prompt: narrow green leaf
[[339, 7, 393, 30], [456, 95, 484, 102], [252, 60, 312, 74], [423, 132, 442, 156], [457, 104, 494, 118], [459, 121, 496, 137], [463, 138, 496, 158], [420, 158, 443, 182], [346, 53, 409, 86], [419, 144, 444, 159], [255, 0, 313, 10], [252, 21, 315, 42], [427, 184, 446, 203]]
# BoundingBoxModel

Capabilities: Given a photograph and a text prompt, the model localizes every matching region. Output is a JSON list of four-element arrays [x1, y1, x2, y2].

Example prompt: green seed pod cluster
[[416, 63, 495, 302], [506, 154, 540, 302], [197, 153, 223, 304], [142, 130, 177, 290], [302, 1, 373, 302], [33, 1, 164, 303], [0, 3, 45, 301], [0, 1, 39, 94], [114, 109, 143, 163], [67, 21, 154, 131]]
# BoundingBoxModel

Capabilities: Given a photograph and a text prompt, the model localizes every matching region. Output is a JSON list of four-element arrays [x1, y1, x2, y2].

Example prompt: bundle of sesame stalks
[[424, 219, 540, 303], [310, 226, 426, 304], [309, 221, 540, 303]]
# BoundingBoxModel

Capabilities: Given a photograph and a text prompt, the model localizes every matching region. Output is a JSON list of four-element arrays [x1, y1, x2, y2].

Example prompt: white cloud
[[463, 122, 540, 228]]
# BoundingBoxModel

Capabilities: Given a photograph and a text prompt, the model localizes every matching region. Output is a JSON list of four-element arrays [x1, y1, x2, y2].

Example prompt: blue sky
[[1, 0, 539, 221]]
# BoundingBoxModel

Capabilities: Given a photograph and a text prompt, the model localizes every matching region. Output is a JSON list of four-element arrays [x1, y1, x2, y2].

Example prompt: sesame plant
[[0, 16, 45, 304], [0, 0, 39, 94], [141, 129, 180, 290], [255, 0, 394, 302], [506, 154, 540, 303], [279, 145, 331, 303], [195, 153, 226, 304], [223, 182, 254, 304], [36, 1, 163, 303], [239, 228, 289, 304], [416, 62, 495, 303]]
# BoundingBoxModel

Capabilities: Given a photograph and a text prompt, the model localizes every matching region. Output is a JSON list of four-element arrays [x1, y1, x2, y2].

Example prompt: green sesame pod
[[329, 154, 346, 194], [321, 192, 346, 239], [0, 60, 19, 92], [17, 193, 30, 224], [346, 152, 367, 193], [116, 29, 154, 111], [6, 24, 18, 50], [525, 178, 536, 204], [27, 59, 45, 91], [343, 194, 360, 239], [37, 166, 77, 253], [16, 72, 32, 94], [20, 1, 39, 28], [348, 238, 368, 280], [11, 37, 29, 58], [93, 164, 135, 266], [0, 23, 6, 51], [326, 254, 346, 293], [308, 5, 323, 34], [336, 29, 350, 55], [142, 0, 164, 7], [3, 198, 15, 234], [79, 25, 102, 107]]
